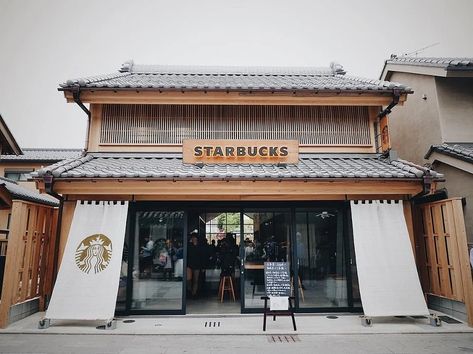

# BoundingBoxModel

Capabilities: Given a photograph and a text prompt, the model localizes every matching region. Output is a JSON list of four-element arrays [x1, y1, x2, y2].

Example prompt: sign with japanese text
[[264, 262, 291, 297]]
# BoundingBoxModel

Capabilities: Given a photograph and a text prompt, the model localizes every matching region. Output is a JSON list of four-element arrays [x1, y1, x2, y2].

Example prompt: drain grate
[[326, 315, 338, 319], [204, 321, 221, 328], [123, 320, 135, 324], [410, 316, 427, 319], [268, 335, 300, 343], [439, 315, 462, 324]]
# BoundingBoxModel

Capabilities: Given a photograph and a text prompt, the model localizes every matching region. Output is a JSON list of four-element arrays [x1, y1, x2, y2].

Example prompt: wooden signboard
[[264, 262, 291, 296], [379, 116, 391, 153], [183, 139, 299, 164]]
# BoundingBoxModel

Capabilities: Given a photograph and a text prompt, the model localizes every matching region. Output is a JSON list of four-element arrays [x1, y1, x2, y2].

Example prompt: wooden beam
[[64, 90, 407, 106], [52, 179, 423, 197]]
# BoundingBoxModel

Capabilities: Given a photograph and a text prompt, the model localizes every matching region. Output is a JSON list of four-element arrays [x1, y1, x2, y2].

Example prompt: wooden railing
[[100, 104, 372, 146], [414, 198, 473, 325], [0, 201, 58, 327]]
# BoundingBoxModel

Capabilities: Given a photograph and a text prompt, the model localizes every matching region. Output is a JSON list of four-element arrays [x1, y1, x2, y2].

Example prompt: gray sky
[[0, 0, 472, 149]]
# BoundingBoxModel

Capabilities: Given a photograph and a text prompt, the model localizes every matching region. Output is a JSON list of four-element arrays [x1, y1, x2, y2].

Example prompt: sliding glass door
[[241, 209, 292, 311], [294, 207, 349, 309]]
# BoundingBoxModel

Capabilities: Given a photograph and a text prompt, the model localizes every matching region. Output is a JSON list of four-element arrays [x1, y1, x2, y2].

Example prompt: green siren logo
[[75, 234, 112, 274]]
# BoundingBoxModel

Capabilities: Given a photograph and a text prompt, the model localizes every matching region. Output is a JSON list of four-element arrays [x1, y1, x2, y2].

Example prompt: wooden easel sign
[[263, 262, 296, 331]]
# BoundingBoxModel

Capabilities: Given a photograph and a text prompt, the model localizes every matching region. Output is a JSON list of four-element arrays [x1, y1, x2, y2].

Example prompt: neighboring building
[[0, 148, 83, 190], [380, 57, 473, 243], [380, 56, 473, 322], [29, 61, 468, 328], [0, 117, 60, 328]]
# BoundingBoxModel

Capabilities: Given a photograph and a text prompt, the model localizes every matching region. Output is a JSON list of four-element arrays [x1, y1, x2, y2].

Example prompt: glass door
[[116, 208, 186, 314], [294, 207, 349, 309], [241, 209, 292, 312]]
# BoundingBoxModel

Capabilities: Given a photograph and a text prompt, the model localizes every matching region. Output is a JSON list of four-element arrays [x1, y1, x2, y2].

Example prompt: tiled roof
[[386, 57, 473, 71], [31, 153, 442, 180], [0, 148, 83, 162], [59, 61, 411, 94], [425, 143, 473, 164], [0, 177, 59, 206]]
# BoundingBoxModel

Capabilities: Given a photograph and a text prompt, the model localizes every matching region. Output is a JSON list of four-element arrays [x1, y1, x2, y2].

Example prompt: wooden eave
[[0, 116, 22, 155], [63, 89, 408, 106], [37, 178, 424, 200], [0, 185, 12, 209]]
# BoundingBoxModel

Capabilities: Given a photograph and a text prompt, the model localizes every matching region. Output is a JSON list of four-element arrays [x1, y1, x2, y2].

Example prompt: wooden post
[[57, 200, 76, 268], [451, 199, 473, 327], [39, 208, 59, 311], [403, 201, 416, 258], [0, 202, 28, 328]]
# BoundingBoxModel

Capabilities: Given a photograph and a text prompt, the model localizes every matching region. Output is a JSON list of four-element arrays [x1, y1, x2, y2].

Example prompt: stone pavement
[[1, 333, 473, 354], [0, 311, 472, 335]]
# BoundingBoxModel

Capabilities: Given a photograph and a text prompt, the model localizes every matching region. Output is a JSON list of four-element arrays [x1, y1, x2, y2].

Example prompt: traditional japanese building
[[24, 61, 472, 327]]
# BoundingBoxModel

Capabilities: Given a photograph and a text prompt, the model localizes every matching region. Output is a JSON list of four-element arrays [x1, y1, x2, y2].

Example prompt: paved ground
[[2, 312, 473, 335], [1, 312, 472, 353], [1, 333, 473, 354]]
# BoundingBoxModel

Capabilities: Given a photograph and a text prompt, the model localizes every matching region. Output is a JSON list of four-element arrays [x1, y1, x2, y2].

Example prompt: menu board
[[264, 262, 291, 296]]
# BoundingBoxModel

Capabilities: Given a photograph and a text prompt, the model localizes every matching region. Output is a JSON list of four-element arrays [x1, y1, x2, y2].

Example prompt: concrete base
[[428, 294, 467, 322], [9, 298, 39, 325]]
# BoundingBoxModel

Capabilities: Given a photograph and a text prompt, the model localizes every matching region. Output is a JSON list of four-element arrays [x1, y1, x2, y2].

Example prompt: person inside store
[[140, 235, 154, 278], [187, 232, 202, 298], [220, 237, 237, 278]]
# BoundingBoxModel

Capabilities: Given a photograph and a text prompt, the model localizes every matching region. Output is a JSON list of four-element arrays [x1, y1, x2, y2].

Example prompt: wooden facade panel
[[416, 198, 473, 326]]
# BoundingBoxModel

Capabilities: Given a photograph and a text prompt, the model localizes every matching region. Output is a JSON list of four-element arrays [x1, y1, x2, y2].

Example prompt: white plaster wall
[[436, 77, 473, 143], [387, 72, 442, 165]]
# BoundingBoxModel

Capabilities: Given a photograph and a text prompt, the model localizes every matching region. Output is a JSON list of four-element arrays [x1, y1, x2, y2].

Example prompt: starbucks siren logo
[[75, 234, 112, 274]]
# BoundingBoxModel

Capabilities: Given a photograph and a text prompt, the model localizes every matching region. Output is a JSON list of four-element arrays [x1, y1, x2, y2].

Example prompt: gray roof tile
[[0, 148, 83, 162], [425, 143, 473, 164], [0, 177, 59, 206], [386, 56, 473, 70], [31, 153, 442, 181], [59, 62, 411, 94]]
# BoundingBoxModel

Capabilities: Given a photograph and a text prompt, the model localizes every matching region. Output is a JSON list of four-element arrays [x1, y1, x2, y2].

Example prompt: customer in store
[[220, 238, 237, 277], [187, 232, 202, 298], [140, 235, 154, 278]]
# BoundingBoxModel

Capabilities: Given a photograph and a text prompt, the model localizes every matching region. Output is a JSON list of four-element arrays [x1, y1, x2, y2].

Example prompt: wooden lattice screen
[[0, 201, 58, 327], [414, 198, 473, 326], [100, 104, 372, 146]]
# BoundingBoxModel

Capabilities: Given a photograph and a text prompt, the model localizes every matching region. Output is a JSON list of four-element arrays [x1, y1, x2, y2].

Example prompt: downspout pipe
[[377, 89, 401, 119], [72, 88, 91, 151]]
